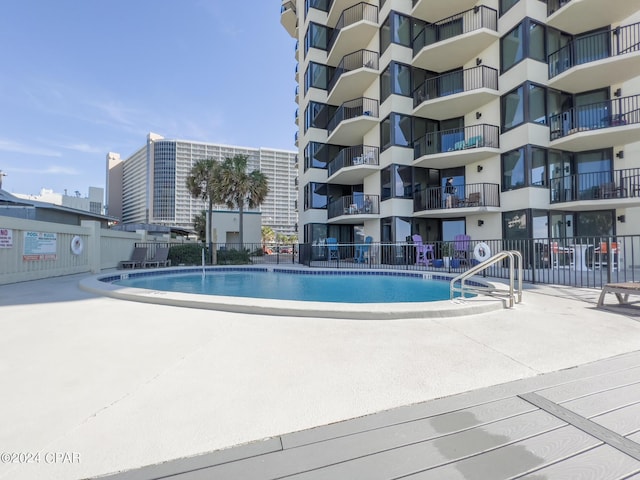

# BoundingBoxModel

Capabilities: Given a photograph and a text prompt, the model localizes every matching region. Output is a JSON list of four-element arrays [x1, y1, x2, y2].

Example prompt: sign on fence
[[0, 229, 12, 248], [23, 231, 57, 261]]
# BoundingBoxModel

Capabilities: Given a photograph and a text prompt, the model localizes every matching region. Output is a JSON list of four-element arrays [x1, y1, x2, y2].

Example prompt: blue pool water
[[113, 270, 459, 303]]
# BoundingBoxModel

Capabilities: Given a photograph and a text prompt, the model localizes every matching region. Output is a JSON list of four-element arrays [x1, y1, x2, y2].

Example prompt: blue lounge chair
[[354, 236, 373, 263], [326, 237, 339, 260]]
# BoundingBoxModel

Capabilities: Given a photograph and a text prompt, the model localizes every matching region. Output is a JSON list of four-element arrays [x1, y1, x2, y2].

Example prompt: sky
[[0, 0, 298, 196]]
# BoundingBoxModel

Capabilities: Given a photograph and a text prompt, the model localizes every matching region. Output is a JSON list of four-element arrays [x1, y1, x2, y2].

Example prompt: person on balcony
[[444, 177, 456, 208]]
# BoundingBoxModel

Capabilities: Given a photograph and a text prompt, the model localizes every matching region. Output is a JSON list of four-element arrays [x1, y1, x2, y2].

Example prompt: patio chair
[[453, 234, 471, 265], [143, 247, 171, 268], [412, 234, 433, 266], [354, 236, 373, 263], [464, 192, 481, 207], [119, 247, 148, 269], [326, 237, 339, 260], [593, 242, 618, 270], [551, 242, 574, 268]]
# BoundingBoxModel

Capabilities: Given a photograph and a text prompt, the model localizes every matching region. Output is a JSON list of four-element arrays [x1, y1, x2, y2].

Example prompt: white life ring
[[71, 236, 84, 255], [473, 242, 491, 262]]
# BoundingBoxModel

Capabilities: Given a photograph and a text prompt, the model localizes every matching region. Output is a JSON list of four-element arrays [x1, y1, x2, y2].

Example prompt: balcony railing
[[328, 194, 380, 219], [328, 145, 379, 176], [412, 5, 498, 56], [281, 1, 296, 14], [328, 49, 379, 93], [413, 65, 498, 108], [549, 94, 640, 140], [546, 0, 571, 16], [327, 97, 379, 134], [413, 124, 499, 159], [550, 168, 640, 203], [328, 3, 378, 53], [414, 182, 500, 211], [548, 22, 640, 79]]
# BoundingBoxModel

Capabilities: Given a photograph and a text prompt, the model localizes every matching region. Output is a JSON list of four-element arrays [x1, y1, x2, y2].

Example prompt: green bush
[[168, 244, 206, 265], [217, 248, 250, 265]]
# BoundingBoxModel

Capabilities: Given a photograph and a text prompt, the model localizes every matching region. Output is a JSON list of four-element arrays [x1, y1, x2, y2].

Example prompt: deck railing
[[413, 123, 499, 159], [548, 22, 640, 78], [549, 94, 640, 140], [413, 65, 498, 108]]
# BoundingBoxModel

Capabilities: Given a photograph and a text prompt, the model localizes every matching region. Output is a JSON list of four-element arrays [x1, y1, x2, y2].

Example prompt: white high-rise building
[[107, 133, 298, 235], [282, 0, 640, 260]]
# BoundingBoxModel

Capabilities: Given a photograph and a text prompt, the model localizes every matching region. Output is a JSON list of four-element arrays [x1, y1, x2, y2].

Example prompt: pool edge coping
[[79, 266, 508, 320]]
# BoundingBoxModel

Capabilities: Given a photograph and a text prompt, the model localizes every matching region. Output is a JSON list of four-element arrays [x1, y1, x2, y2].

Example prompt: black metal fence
[[137, 236, 640, 289], [299, 236, 640, 289], [328, 49, 379, 93], [327, 97, 378, 134], [413, 65, 498, 108], [548, 22, 640, 78]]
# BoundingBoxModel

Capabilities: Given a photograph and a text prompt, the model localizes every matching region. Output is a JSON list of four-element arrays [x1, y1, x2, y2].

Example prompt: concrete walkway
[[1, 273, 639, 480]]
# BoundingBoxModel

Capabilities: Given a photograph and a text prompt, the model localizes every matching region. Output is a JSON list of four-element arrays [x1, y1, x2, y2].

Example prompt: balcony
[[327, 3, 378, 66], [327, 194, 380, 222], [547, 0, 640, 35], [549, 168, 640, 210], [328, 50, 379, 105], [548, 23, 640, 92], [327, 97, 379, 145], [549, 94, 640, 151], [413, 124, 500, 169], [413, 182, 500, 218], [413, 65, 499, 120], [327, 145, 379, 184], [412, 6, 498, 72], [280, 1, 297, 38], [328, 0, 371, 26], [411, 0, 478, 24]]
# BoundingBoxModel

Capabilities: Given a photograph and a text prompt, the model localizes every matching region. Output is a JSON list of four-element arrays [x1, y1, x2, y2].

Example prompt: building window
[[381, 113, 413, 151], [304, 182, 328, 210], [500, 18, 546, 73], [380, 11, 412, 54], [305, 0, 329, 17], [499, 0, 520, 15], [501, 82, 547, 132], [304, 101, 331, 133], [502, 147, 526, 191], [304, 62, 331, 93], [381, 164, 413, 200], [303, 142, 342, 171], [380, 61, 412, 102], [502, 145, 549, 191], [304, 22, 329, 55]]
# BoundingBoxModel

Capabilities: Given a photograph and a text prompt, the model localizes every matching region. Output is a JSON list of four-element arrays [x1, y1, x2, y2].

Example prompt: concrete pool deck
[[1, 271, 640, 479]]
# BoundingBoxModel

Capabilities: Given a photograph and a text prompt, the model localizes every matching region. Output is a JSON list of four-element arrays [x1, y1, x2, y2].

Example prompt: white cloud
[[0, 138, 62, 157], [7, 165, 80, 175]]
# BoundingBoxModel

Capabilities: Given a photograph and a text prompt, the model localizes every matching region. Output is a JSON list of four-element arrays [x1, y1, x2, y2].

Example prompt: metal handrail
[[450, 250, 523, 307]]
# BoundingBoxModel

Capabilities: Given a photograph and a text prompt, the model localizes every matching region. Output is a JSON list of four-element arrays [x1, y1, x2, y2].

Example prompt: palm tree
[[186, 159, 222, 260], [218, 154, 269, 248]]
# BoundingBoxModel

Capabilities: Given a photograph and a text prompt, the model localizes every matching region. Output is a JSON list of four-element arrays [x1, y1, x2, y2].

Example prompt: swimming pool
[[113, 269, 460, 303], [80, 267, 504, 319]]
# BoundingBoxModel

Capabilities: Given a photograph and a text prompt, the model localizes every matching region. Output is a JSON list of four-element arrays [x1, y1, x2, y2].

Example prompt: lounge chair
[[119, 247, 148, 269], [453, 234, 471, 265], [412, 234, 433, 266], [143, 247, 171, 268], [326, 237, 339, 260], [354, 236, 373, 263]]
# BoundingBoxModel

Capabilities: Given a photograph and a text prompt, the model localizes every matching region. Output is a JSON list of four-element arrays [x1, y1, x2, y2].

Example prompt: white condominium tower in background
[[107, 133, 298, 235]]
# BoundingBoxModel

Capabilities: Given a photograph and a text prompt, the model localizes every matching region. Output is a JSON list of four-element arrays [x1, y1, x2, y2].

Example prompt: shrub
[[168, 244, 207, 265], [216, 248, 250, 265]]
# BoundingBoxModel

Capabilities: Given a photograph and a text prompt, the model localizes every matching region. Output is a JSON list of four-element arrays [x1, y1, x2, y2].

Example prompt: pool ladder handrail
[[450, 250, 523, 308]]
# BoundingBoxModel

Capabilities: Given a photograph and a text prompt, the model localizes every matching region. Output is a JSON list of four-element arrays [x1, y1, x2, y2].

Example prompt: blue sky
[[0, 0, 297, 196]]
